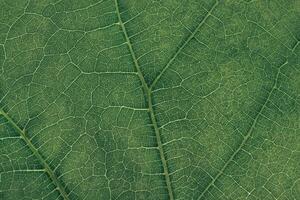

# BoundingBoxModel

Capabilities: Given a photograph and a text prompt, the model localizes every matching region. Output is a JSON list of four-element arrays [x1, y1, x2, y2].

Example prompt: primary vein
[[197, 61, 287, 200], [114, 0, 174, 199], [0, 109, 70, 200]]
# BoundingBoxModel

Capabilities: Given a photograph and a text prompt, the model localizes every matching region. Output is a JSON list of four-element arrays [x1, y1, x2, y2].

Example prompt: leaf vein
[[197, 61, 288, 200], [0, 108, 70, 200], [114, 0, 175, 199], [150, 0, 220, 90]]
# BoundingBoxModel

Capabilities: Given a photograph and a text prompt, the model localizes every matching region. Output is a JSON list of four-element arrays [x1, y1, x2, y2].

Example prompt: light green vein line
[[197, 61, 288, 200], [0, 109, 70, 200], [114, 0, 174, 199], [150, 0, 219, 90]]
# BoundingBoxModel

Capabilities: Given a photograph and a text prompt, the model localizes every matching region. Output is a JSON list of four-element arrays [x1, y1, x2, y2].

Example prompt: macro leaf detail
[[0, 0, 299, 200]]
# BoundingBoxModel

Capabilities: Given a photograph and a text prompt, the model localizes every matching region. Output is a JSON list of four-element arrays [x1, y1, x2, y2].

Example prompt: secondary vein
[[0, 108, 70, 200], [150, 0, 220, 90], [114, 0, 174, 199], [197, 61, 288, 200]]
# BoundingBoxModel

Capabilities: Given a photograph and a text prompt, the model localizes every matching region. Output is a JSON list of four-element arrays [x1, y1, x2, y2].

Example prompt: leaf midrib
[[114, 0, 221, 199], [114, 0, 175, 199]]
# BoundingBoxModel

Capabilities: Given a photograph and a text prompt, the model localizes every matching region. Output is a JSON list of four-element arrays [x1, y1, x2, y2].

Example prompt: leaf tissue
[[0, 0, 299, 199]]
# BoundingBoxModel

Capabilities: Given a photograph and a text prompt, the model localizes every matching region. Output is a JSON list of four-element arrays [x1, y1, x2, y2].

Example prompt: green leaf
[[0, 0, 299, 199]]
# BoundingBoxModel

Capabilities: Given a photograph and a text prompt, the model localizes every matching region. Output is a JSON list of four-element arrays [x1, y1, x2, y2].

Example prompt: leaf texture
[[0, 0, 299, 200]]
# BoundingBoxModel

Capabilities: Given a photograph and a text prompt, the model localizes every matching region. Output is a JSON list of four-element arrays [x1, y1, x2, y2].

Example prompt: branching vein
[[0, 109, 70, 200], [197, 61, 288, 200], [150, 0, 220, 90]]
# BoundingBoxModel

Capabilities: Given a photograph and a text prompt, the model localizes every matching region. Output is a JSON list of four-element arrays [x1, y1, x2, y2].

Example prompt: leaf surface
[[0, 0, 299, 200]]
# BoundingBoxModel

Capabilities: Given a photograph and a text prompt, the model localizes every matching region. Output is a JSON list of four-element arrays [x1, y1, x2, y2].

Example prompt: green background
[[0, 0, 299, 199]]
